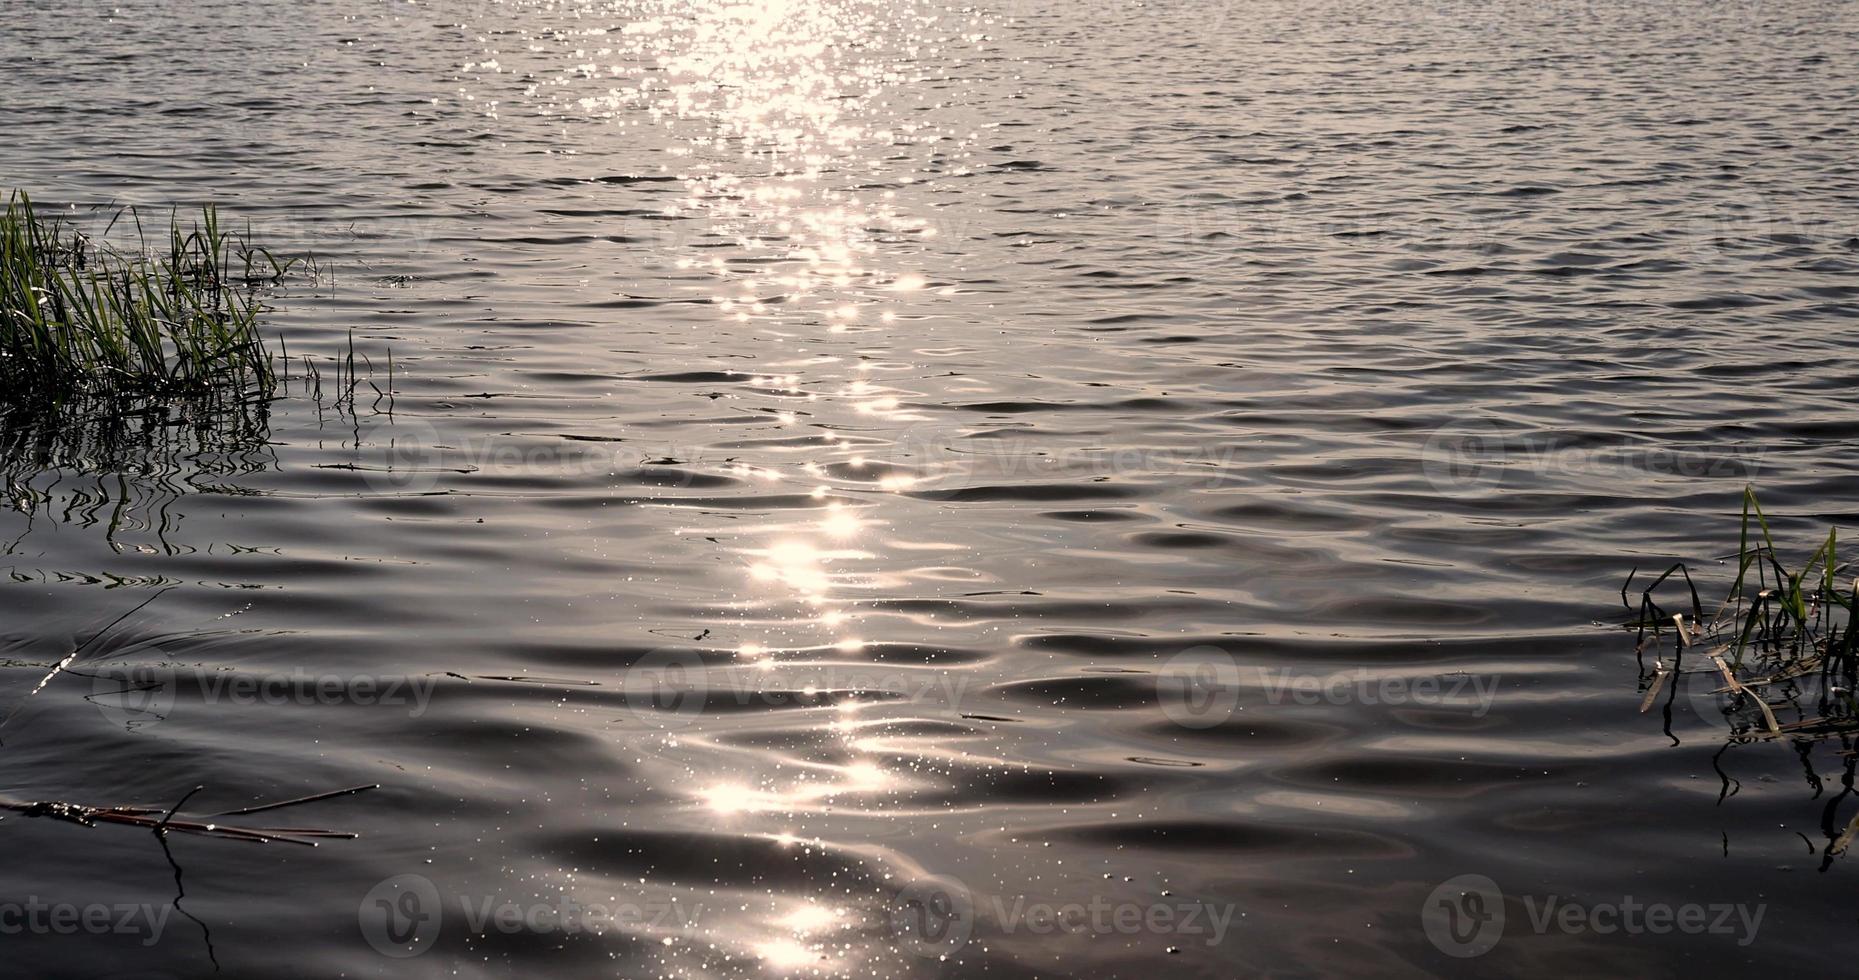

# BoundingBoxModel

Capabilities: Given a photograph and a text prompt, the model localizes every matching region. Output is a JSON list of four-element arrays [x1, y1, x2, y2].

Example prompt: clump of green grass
[[1635, 490, 1851, 736], [1628, 487, 1857, 742], [1627, 489, 1859, 861], [0, 191, 286, 403]]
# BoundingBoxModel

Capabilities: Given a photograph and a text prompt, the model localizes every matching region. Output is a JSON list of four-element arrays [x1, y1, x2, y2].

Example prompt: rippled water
[[4, 0, 1859, 976]]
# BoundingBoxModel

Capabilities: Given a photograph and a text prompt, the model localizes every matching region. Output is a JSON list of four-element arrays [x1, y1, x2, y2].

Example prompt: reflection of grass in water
[[0, 193, 396, 552], [1, 191, 298, 551], [2, 346, 394, 554], [1, 191, 286, 402], [1, 390, 276, 553], [1628, 488, 1859, 866]]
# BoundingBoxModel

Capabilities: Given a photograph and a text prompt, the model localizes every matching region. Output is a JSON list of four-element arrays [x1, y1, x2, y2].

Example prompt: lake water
[[3, 1, 1858, 976]]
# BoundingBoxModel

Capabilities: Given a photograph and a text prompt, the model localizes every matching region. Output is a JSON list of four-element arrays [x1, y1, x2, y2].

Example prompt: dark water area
[[3, 0, 1859, 976]]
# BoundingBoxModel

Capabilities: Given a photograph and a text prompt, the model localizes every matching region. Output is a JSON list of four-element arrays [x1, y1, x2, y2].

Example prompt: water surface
[[3, 1, 1859, 976]]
